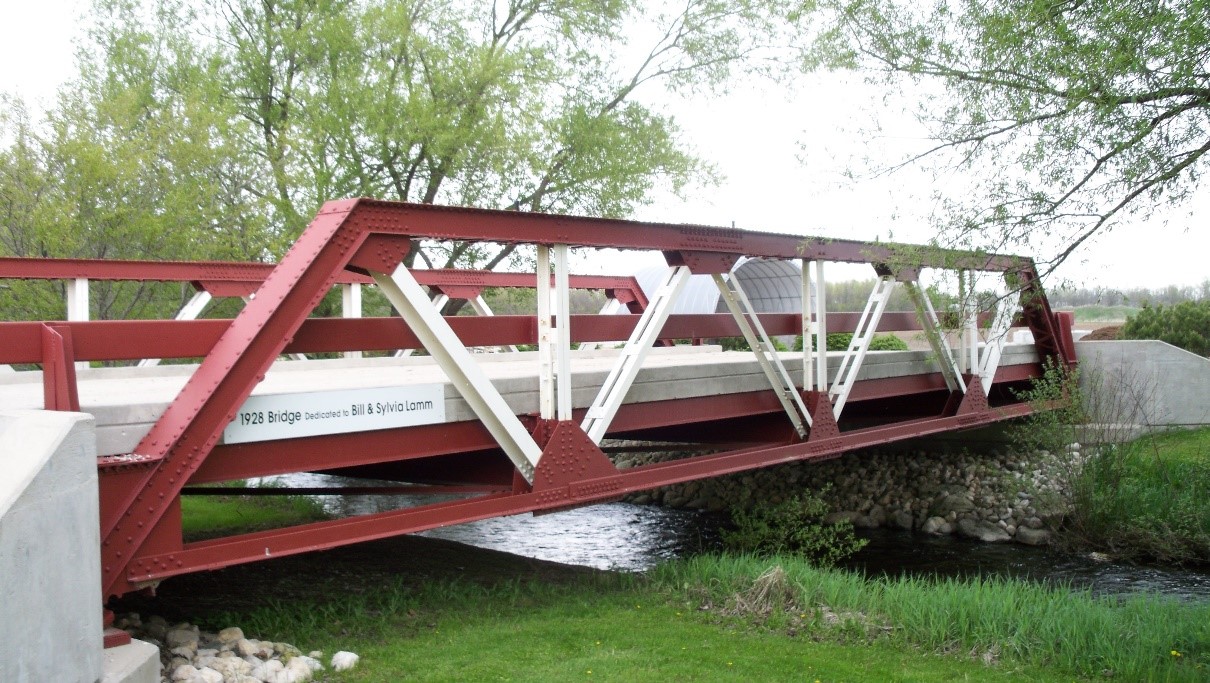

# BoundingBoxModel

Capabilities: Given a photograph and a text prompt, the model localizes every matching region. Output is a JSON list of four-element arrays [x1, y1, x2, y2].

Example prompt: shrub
[[719, 335, 789, 352], [721, 489, 868, 566], [793, 332, 907, 352], [1122, 300, 1210, 356]]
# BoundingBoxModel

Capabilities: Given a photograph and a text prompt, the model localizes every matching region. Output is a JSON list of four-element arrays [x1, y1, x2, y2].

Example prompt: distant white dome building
[[633, 257, 808, 344]]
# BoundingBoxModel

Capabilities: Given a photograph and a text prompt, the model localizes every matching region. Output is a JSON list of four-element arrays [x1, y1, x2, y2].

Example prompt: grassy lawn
[[137, 550, 1205, 683], [153, 431, 1210, 682], [180, 489, 329, 541]]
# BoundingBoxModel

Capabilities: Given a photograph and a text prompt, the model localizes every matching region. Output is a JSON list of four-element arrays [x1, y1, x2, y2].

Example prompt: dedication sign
[[222, 384, 446, 444]]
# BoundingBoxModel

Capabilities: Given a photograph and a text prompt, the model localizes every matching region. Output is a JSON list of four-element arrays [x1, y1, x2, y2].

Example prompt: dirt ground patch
[[1082, 325, 1123, 341]]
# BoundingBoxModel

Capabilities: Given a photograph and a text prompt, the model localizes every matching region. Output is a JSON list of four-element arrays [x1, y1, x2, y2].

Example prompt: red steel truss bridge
[[0, 200, 1077, 604]]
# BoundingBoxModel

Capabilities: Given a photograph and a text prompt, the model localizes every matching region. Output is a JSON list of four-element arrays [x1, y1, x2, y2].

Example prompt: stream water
[[267, 473, 1210, 602]]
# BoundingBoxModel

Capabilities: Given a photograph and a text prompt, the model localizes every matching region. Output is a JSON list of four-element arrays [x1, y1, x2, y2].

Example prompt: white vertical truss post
[[581, 266, 691, 444], [964, 272, 979, 375], [829, 276, 896, 418], [813, 261, 829, 392], [394, 293, 448, 358], [537, 246, 555, 420], [66, 277, 89, 371], [977, 289, 1020, 390], [802, 260, 814, 392], [902, 282, 964, 393], [374, 267, 543, 482], [713, 273, 811, 436], [553, 244, 573, 420], [576, 298, 624, 352], [467, 295, 520, 353], [536, 245, 573, 420], [341, 283, 363, 359], [138, 290, 214, 368]]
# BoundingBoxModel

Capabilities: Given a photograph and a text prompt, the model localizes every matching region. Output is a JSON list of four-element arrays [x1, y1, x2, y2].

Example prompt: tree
[[0, 0, 276, 321], [814, 0, 1210, 276], [2, 0, 803, 319]]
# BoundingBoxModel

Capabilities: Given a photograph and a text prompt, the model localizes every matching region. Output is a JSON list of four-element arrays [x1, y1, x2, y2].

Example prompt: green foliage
[[868, 334, 908, 351], [1122, 300, 1210, 357], [2, 0, 799, 319], [818, 0, 1210, 274], [792, 332, 906, 351], [1067, 431, 1210, 565], [718, 335, 789, 352], [1013, 361, 1210, 563], [1009, 357, 1085, 457], [721, 490, 867, 566]]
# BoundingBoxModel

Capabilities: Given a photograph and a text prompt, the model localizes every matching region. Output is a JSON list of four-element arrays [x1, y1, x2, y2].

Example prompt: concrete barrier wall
[[0, 410, 102, 683], [1075, 340, 1210, 431]]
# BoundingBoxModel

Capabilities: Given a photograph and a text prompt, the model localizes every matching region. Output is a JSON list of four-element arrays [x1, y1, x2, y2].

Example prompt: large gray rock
[[1014, 527, 1052, 546], [921, 516, 953, 535], [957, 518, 1012, 542], [935, 493, 976, 516]]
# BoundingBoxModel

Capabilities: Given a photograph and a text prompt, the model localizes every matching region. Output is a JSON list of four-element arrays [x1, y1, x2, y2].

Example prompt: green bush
[[868, 334, 909, 351], [721, 490, 868, 566], [1122, 300, 1210, 356], [718, 335, 789, 352], [793, 332, 907, 352]]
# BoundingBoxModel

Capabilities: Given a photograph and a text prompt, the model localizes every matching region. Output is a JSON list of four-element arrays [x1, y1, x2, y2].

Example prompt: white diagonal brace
[[374, 268, 542, 482], [581, 266, 691, 444], [138, 290, 214, 368], [395, 293, 448, 358], [829, 276, 896, 417], [713, 273, 811, 436], [902, 282, 964, 393], [978, 292, 1020, 390]]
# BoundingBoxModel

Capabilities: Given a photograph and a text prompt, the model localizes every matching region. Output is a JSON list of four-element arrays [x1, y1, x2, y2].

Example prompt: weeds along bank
[[619, 444, 1076, 546]]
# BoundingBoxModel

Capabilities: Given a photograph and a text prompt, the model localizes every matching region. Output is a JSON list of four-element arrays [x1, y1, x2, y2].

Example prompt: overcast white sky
[[3, 1, 1205, 291]]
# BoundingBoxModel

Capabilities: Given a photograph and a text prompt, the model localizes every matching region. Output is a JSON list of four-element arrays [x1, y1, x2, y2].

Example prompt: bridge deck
[[0, 345, 1040, 457]]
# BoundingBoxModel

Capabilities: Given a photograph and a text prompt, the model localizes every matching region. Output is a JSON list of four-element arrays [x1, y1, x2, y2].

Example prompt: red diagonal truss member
[[93, 199, 1072, 599]]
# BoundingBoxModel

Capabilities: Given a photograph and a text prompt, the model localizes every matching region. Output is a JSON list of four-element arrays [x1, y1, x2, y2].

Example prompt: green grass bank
[[139, 551, 1206, 682]]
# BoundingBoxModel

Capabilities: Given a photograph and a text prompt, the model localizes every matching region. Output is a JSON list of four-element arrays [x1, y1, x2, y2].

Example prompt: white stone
[[210, 656, 252, 679], [236, 638, 260, 657], [331, 651, 360, 672], [251, 659, 285, 680], [171, 664, 200, 681], [218, 627, 245, 645], [292, 655, 323, 672], [192, 667, 223, 683], [286, 657, 315, 681]]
